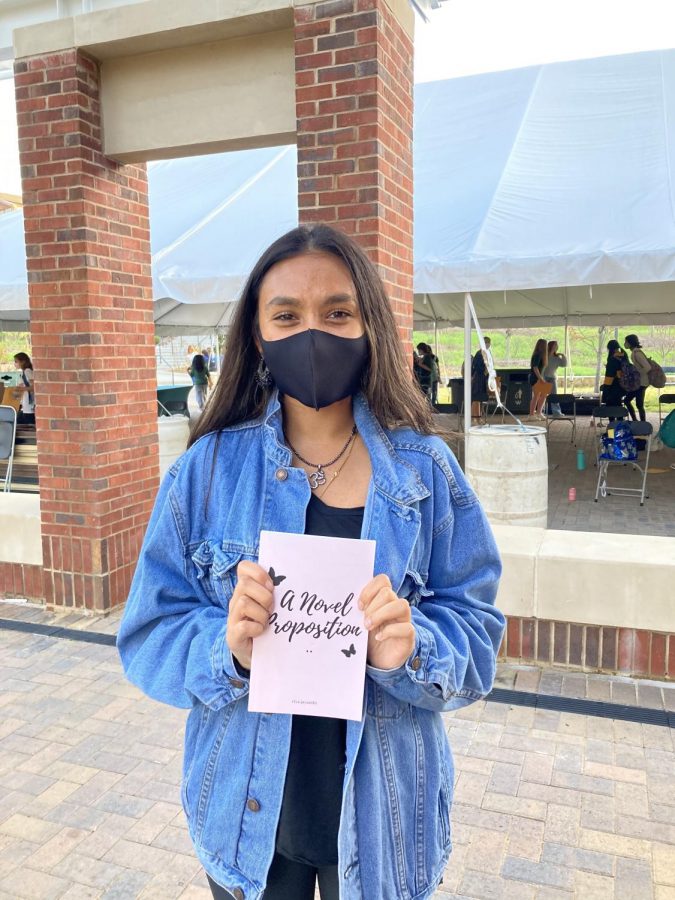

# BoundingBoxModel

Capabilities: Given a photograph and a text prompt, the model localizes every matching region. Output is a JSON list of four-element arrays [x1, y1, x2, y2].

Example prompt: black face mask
[[259, 329, 369, 410]]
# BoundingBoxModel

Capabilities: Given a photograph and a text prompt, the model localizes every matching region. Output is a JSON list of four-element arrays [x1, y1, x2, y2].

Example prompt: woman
[[601, 339, 627, 409], [528, 338, 549, 417], [187, 353, 212, 411], [543, 340, 567, 416], [623, 334, 649, 422], [470, 337, 491, 423], [414, 341, 432, 398], [117, 225, 504, 900], [418, 342, 440, 405], [13, 352, 35, 425]]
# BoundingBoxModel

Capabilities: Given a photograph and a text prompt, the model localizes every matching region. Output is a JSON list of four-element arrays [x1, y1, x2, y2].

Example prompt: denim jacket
[[117, 392, 504, 900]]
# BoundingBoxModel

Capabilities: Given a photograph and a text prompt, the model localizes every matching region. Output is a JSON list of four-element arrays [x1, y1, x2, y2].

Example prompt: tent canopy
[[2, 48, 675, 332]]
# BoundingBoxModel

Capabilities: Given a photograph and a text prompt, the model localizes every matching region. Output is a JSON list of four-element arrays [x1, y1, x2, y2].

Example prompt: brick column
[[294, 0, 414, 347], [13, 50, 158, 613]]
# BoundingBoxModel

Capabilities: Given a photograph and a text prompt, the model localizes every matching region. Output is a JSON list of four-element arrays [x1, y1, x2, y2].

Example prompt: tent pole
[[464, 293, 471, 436], [563, 319, 569, 392]]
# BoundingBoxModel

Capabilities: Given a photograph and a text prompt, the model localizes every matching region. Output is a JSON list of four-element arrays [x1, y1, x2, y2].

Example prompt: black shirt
[[275, 493, 365, 867]]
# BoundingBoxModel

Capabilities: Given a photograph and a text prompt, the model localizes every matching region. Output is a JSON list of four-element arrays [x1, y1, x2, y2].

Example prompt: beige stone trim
[[494, 524, 675, 634], [14, 0, 294, 60], [0, 494, 42, 567]]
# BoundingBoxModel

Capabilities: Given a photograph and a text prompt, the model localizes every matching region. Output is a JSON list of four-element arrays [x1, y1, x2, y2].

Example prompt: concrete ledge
[[0, 494, 43, 567], [493, 524, 675, 634], [14, 0, 294, 60]]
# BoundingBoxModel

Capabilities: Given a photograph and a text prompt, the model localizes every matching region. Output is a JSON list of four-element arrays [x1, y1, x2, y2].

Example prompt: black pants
[[624, 386, 646, 421], [207, 854, 339, 900]]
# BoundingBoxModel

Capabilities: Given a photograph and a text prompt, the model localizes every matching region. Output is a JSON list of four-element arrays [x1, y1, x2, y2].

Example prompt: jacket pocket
[[191, 543, 255, 610]]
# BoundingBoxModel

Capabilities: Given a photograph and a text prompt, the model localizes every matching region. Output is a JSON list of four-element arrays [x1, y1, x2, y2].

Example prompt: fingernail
[[375, 632, 383, 641], [364, 617, 372, 629], [266, 580, 273, 591]]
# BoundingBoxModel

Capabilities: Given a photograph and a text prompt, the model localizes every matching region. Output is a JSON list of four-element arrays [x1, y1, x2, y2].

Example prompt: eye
[[328, 309, 352, 320], [273, 312, 297, 322]]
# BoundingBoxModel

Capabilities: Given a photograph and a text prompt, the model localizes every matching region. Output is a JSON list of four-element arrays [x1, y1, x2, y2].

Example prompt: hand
[[359, 574, 416, 671], [226, 562, 274, 671]]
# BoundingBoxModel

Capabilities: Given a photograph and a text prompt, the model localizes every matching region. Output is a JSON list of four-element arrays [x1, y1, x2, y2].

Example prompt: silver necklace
[[284, 425, 358, 490]]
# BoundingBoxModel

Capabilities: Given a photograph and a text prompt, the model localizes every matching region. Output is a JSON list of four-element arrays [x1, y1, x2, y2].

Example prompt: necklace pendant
[[309, 467, 327, 490]]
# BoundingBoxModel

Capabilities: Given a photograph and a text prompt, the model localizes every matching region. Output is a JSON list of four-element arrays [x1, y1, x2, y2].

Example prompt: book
[[248, 529, 376, 721]]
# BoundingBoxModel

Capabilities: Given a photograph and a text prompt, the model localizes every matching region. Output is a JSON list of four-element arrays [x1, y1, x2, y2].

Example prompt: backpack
[[600, 421, 637, 461], [646, 357, 666, 388], [617, 357, 641, 393], [659, 410, 675, 449]]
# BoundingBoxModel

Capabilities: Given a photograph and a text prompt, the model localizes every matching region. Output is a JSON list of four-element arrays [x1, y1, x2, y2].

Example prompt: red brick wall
[[294, 0, 414, 350], [14, 50, 158, 612], [500, 616, 675, 680]]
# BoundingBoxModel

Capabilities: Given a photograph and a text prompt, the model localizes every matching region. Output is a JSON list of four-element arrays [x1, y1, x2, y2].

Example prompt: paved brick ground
[[1, 602, 673, 899], [546, 412, 675, 538]]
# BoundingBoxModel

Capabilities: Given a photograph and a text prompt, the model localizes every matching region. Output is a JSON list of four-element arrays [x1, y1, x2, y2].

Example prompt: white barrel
[[466, 424, 548, 527], [158, 416, 190, 480]]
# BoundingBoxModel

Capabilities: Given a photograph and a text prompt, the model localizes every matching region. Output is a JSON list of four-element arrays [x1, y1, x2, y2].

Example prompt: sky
[[1, 0, 675, 195]]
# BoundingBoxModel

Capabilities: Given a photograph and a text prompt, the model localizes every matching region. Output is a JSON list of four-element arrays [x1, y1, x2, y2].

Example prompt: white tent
[[2, 49, 675, 332]]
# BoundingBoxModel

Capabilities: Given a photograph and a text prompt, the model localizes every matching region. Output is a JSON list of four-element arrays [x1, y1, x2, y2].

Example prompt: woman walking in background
[[543, 340, 567, 416], [601, 339, 627, 408], [13, 352, 35, 425], [187, 353, 212, 411], [528, 338, 549, 418], [623, 334, 649, 422]]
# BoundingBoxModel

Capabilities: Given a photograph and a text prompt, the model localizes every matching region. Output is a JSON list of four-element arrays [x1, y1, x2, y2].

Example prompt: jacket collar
[[261, 391, 430, 506]]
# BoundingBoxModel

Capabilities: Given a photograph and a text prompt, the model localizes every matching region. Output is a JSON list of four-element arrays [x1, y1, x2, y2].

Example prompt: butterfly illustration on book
[[268, 567, 286, 587], [341, 644, 356, 659]]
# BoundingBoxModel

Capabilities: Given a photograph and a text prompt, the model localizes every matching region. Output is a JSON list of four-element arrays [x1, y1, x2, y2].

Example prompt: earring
[[255, 357, 273, 388]]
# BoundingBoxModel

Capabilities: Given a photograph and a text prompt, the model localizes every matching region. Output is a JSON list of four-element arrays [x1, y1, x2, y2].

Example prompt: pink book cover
[[248, 530, 376, 721]]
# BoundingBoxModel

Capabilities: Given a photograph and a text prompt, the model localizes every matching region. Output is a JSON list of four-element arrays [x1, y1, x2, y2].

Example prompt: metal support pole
[[563, 320, 569, 393], [464, 293, 472, 435]]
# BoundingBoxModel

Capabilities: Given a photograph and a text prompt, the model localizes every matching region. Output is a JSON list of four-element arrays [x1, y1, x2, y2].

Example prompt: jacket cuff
[[366, 627, 443, 701], [212, 625, 250, 704]]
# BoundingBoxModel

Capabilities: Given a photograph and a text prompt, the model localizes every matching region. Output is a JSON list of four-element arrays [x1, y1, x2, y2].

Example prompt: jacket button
[[229, 678, 245, 689], [411, 656, 422, 671], [247, 798, 260, 812], [275, 468, 288, 481], [232, 890, 244, 900]]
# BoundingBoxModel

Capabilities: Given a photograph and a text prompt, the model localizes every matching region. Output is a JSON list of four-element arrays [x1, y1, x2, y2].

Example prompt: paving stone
[[540, 842, 615, 875], [654, 842, 675, 886], [501, 856, 574, 890], [487, 762, 521, 796], [572, 868, 615, 898], [505, 817, 545, 861], [0, 866, 70, 899], [616, 856, 655, 899], [459, 869, 536, 899]]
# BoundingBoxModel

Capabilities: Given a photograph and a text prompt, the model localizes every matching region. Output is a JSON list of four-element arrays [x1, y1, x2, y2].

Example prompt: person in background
[[187, 353, 212, 411], [13, 352, 35, 425], [601, 340, 627, 409], [470, 337, 491, 423], [623, 334, 649, 422], [415, 342, 432, 399], [543, 340, 567, 416], [201, 347, 212, 369], [420, 342, 441, 406], [528, 338, 549, 418]]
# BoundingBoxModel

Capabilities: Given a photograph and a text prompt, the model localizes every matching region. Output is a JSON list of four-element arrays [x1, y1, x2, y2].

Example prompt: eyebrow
[[265, 293, 357, 309]]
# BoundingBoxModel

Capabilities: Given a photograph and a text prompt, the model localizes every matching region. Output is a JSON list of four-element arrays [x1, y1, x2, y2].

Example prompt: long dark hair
[[188, 225, 433, 447], [531, 338, 548, 368], [14, 352, 33, 371], [190, 354, 206, 373], [624, 334, 641, 350]]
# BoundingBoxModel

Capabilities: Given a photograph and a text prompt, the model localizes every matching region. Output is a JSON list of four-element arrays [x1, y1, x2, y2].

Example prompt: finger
[[358, 573, 391, 609], [237, 561, 274, 591], [233, 576, 274, 610], [361, 586, 396, 618], [373, 622, 416, 644], [365, 598, 411, 631], [235, 619, 266, 642], [236, 597, 270, 627]]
